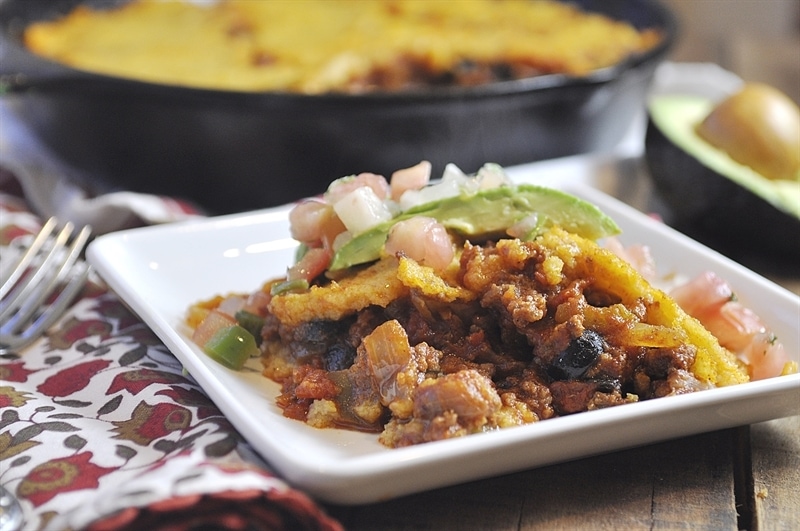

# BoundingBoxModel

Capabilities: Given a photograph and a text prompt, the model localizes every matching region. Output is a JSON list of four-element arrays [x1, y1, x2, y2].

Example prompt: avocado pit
[[695, 83, 800, 182]]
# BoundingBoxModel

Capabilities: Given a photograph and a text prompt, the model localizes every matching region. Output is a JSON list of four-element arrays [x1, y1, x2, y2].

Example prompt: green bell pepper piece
[[203, 324, 259, 370]]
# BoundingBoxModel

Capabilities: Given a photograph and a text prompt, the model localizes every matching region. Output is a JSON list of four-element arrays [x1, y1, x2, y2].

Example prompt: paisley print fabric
[[0, 196, 342, 531]]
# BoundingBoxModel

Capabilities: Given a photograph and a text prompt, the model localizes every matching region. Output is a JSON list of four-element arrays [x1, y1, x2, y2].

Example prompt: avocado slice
[[645, 94, 800, 260], [329, 184, 621, 271]]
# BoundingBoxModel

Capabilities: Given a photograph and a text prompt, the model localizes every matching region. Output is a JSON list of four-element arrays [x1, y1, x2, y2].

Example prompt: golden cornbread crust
[[262, 228, 748, 446], [24, 0, 663, 93], [269, 256, 410, 327]]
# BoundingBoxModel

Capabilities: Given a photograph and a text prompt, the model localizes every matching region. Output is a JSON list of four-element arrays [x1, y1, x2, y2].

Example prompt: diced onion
[[333, 186, 394, 235], [398, 169, 464, 210]]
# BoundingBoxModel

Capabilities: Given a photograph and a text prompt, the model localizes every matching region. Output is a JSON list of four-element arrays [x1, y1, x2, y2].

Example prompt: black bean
[[296, 320, 340, 342], [590, 377, 621, 394], [324, 342, 357, 372], [547, 330, 606, 381], [290, 320, 344, 359]]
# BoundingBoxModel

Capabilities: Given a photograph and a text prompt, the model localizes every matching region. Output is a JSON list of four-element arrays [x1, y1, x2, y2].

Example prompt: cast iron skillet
[[0, 0, 676, 214]]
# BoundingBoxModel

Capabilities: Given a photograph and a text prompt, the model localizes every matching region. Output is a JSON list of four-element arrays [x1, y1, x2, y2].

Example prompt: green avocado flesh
[[648, 95, 800, 219], [328, 184, 621, 271]]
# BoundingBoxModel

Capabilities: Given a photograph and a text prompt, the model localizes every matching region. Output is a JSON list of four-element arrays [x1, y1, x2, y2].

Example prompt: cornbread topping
[[24, 0, 663, 93], [184, 162, 796, 449]]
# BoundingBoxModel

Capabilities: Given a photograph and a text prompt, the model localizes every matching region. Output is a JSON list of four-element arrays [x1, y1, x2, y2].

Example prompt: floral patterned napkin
[[0, 182, 343, 529]]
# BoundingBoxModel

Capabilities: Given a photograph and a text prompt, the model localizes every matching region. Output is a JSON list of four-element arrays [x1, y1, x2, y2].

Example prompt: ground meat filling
[[262, 235, 703, 447]]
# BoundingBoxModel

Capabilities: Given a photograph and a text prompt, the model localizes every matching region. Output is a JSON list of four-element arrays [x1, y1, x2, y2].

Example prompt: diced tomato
[[390, 161, 431, 201], [244, 289, 272, 316], [385, 216, 454, 271], [670, 271, 732, 321], [289, 199, 332, 244], [287, 247, 332, 283], [191, 309, 236, 348]]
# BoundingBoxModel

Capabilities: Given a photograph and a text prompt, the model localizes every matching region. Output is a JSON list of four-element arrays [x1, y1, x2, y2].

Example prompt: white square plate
[[87, 160, 799, 504]]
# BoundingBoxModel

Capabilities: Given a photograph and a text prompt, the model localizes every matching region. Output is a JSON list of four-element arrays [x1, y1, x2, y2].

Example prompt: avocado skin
[[644, 117, 800, 262]]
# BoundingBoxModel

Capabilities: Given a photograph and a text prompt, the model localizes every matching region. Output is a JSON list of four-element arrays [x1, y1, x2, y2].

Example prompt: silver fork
[[0, 217, 92, 355]]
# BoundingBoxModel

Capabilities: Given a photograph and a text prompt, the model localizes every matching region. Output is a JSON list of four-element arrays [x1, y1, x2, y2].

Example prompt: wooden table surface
[[325, 416, 799, 530], [324, 158, 800, 531]]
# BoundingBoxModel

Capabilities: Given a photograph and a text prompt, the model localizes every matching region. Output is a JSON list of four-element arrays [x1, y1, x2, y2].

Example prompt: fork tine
[[0, 219, 92, 354], [0, 221, 75, 323], [0, 223, 92, 331], [0, 262, 91, 352], [0, 217, 58, 300]]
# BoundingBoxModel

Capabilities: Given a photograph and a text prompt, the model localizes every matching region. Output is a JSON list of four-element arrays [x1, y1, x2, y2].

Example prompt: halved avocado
[[645, 93, 800, 262]]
